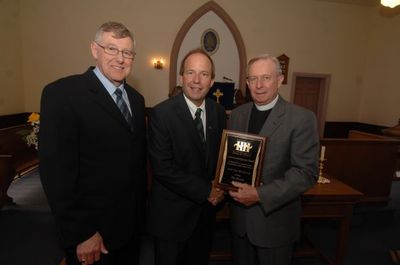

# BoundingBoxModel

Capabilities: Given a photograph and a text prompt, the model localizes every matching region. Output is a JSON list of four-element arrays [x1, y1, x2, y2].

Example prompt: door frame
[[291, 72, 330, 136]]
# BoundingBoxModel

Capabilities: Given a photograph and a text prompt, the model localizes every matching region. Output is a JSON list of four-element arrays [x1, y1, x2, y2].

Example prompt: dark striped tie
[[115, 88, 133, 131], [194, 108, 205, 144]]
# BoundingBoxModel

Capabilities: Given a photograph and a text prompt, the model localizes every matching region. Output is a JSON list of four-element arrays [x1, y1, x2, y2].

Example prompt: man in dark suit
[[228, 54, 319, 265], [146, 48, 226, 265], [39, 22, 147, 265]]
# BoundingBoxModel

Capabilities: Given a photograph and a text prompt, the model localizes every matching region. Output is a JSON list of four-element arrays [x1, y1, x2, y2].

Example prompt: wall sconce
[[153, 58, 164, 70], [381, 0, 400, 8]]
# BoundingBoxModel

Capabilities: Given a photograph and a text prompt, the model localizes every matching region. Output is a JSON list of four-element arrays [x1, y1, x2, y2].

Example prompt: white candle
[[320, 145, 326, 160]]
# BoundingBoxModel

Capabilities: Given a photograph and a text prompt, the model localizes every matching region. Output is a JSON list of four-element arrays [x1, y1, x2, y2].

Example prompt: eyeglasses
[[95, 42, 135, 59], [247, 75, 276, 85]]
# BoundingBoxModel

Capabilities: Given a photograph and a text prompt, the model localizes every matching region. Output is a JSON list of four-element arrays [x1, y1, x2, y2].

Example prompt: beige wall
[[0, 0, 24, 114], [360, 10, 400, 126], [1, 0, 399, 126]]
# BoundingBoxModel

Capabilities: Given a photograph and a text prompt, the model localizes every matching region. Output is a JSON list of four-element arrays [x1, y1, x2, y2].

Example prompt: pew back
[[321, 132, 399, 205], [0, 124, 38, 173], [348, 130, 391, 140], [0, 124, 38, 208]]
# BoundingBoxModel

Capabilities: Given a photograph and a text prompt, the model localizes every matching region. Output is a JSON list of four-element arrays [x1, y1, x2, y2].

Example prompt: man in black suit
[[147, 48, 226, 265], [39, 22, 147, 265]]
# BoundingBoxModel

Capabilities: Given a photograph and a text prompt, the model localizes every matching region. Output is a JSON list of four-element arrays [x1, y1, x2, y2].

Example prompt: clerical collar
[[254, 95, 279, 111]]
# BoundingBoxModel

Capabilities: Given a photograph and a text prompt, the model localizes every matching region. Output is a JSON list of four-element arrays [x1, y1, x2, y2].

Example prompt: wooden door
[[291, 73, 330, 136]]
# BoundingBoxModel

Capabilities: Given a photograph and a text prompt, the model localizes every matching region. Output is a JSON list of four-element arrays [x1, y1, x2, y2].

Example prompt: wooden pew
[[320, 130, 399, 205], [0, 124, 39, 208], [348, 130, 391, 140], [348, 130, 400, 179]]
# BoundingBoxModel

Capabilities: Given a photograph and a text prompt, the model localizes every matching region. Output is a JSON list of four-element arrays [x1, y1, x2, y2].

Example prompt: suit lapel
[[84, 69, 133, 133], [205, 100, 215, 144], [125, 86, 140, 136], [205, 99, 217, 167], [233, 102, 253, 132], [259, 97, 285, 137]]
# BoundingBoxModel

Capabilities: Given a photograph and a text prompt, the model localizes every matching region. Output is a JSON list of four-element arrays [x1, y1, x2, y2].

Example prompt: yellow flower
[[26, 112, 40, 150], [28, 112, 40, 123]]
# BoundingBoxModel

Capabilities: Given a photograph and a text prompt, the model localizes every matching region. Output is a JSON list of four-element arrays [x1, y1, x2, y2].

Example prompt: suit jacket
[[146, 92, 226, 240], [228, 96, 319, 248], [39, 67, 147, 249]]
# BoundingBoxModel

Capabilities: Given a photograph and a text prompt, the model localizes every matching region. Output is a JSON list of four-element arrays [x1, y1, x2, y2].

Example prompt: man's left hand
[[229, 181, 260, 206], [76, 232, 108, 264]]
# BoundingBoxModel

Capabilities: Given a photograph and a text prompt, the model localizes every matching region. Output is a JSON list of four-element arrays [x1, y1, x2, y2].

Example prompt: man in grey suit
[[228, 54, 319, 265]]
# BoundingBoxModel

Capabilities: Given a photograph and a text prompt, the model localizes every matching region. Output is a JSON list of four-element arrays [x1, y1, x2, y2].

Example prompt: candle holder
[[318, 158, 330, 184]]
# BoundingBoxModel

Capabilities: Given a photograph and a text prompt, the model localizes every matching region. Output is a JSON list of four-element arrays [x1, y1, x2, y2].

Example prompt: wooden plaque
[[214, 129, 267, 191]]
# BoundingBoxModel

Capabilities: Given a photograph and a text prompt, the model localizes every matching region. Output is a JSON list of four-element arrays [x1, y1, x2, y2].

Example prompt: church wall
[[1, 0, 399, 126], [0, 0, 24, 115], [360, 10, 400, 126]]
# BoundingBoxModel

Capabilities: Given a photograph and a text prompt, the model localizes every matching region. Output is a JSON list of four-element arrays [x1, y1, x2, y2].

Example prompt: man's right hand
[[208, 185, 224, 206], [76, 232, 108, 264]]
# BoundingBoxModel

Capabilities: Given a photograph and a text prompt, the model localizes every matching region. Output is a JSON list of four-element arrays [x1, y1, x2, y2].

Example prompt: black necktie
[[115, 88, 133, 130], [194, 108, 205, 144]]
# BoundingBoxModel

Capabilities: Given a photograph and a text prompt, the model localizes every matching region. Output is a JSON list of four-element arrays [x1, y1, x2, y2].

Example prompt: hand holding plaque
[[229, 181, 261, 206], [214, 130, 267, 191], [207, 185, 224, 206]]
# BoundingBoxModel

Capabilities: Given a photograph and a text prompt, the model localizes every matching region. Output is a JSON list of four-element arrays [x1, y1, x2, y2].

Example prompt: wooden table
[[298, 176, 363, 265], [211, 176, 363, 265]]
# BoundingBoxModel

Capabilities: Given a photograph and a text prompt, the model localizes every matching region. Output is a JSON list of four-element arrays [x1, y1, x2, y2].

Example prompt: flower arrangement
[[26, 112, 40, 150]]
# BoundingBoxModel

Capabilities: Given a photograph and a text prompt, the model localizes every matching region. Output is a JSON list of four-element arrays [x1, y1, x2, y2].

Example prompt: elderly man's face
[[247, 59, 283, 105], [91, 32, 134, 86]]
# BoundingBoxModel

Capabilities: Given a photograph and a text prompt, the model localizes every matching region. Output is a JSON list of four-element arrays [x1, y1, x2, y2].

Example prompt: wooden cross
[[213, 88, 224, 104]]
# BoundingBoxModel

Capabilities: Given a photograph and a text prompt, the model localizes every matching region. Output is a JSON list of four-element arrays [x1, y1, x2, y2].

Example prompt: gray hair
[[247, 54, 282, 75], [94, 21, 136, 49]]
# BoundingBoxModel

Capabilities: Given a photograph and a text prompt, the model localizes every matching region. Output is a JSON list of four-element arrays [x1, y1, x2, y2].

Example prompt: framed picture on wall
[[278, 54, 289, 84], [201, 28, 219, 55]]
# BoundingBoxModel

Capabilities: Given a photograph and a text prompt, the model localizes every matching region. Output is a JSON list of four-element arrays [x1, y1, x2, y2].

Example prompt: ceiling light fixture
[[381, 0, 400, 8]]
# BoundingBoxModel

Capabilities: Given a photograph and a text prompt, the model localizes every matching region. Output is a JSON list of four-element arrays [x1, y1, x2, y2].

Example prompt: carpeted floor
[[1, 169, 399, 265], [0, 170, 64, 265]]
